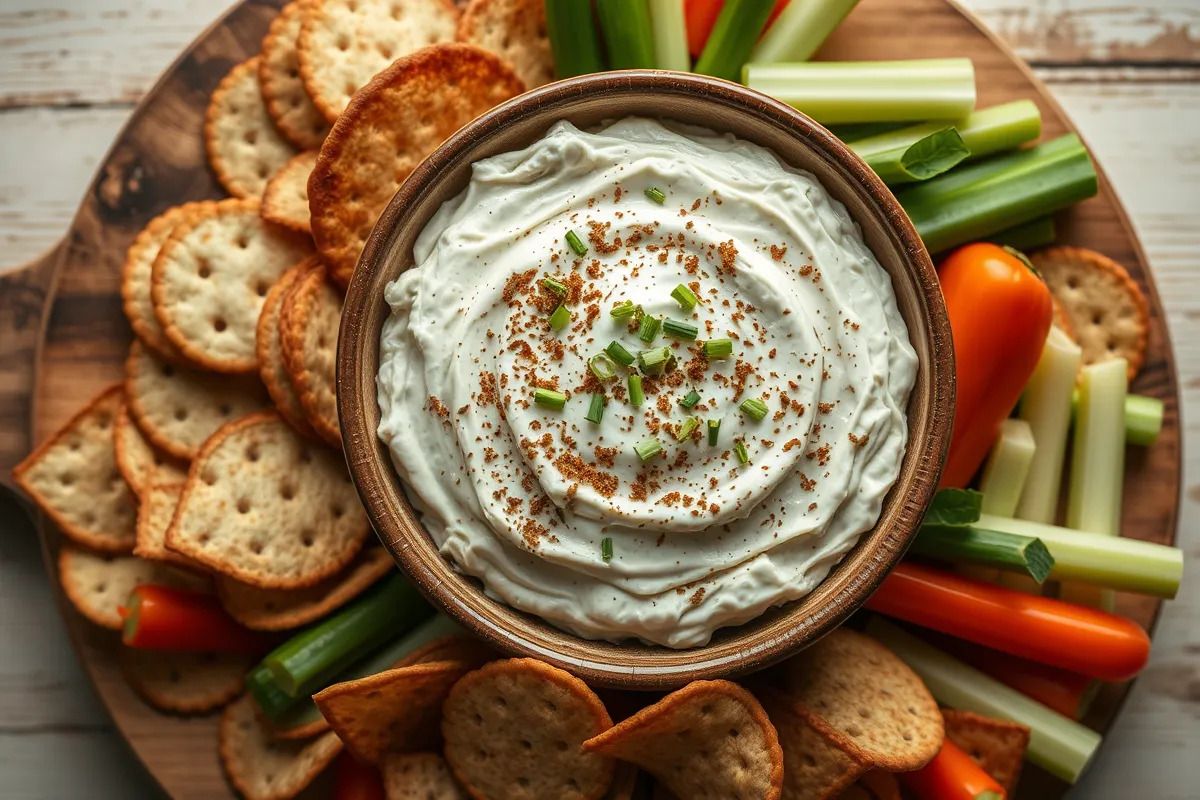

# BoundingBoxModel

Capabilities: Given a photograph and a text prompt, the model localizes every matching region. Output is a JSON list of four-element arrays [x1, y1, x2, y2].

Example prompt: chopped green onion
[[647, 0, 689, 71], [565, 229, 587, 256], [751, 0, 861, 63], [610, 300, 637, 319], [911, 525, 1054, 583], [534, 388, 567, 410], [595, 0, 656, 69], [588, 353, 618, 381], [545, 0, 605, 78], [978, 418, 1036, 518], [638, 315, 662, 343], [663, 318, 698, 340], [634, 438, 663, 462], [675, 417, 700, 442], [606, 340, 635, 366], [628, 374, 644, 407], [548, 304, 571, 332], [707, 419, 720, 446], [704, 338, 733, 359], [542, 276, 568, 295], [601, 536, 614, 562], [585, 393, 606, 425], [694, 0, 776, 83], [645, 186, 667, 204], [734, 440, 750, 464], [680, 390, 701, 409], [740, 397, 768, 421], [638, 346, 672, 375], [1017, 326, 1081, 523], [671, 283, 699, 311]]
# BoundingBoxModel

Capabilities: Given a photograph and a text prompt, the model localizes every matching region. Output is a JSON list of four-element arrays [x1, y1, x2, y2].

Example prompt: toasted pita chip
[[279, 262, 342, 445], [125, 340, 270, 460], [942, 709, 1030, 794], [150, 198, 313, 373], [14, 385, 137, 553], [309, 43, 524, 286], [262, 150, 318, 234], [381, 752, 466, 800], [114, 402, 188, 496], [221, 694, 343, 800], [258, 258, 321, 438], [779, 628, 943, 772], [121, 647, 253, 714], [759, 690, 868, 800], [458, 0, 553, 89], [206, 58, 298, 199], [260, 1, 330, 150], [167, 412, 368, 589], [297, 0, 459, 124], [584, 680, 781, 800], [58, 546, 208, 630]]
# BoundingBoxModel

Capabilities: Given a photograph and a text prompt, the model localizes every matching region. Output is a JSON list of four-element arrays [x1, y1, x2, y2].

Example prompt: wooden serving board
[[0, 0, 1180, 797]]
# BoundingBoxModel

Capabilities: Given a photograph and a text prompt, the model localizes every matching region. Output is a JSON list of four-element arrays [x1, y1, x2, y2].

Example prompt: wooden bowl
[[338, 71, 954, 690]]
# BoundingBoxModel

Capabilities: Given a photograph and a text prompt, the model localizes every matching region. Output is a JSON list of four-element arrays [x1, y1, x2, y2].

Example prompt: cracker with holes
[[443, 658, 615, 800], [297, 0, 460, 124], [167, 412, 369, 588], [262, 150, 318, 234], [216, 547, 393, 630], [1032, 246, 1149, 380], [220, 694, 343, 800], [58, 546, 209, 630], [121, 647, 254, 714], [207, 58, 299, 199], [778, 628, 943, 772], [133, 482, 207, 571], [258, 258, 321, 438], [125, 341, 270, 460], [280, 262, 342, 445], [759, 690, 869, 800], [584, 680, 782, 800], [150, 198, 313, 373], [943, 709, 1030, 794], [381, 752, 467, 800], [114, 402, 188, 496], [260, 0, 331, 150], [309, 43, 523, 286], [13, 385, 137, 553], [121, 201, 215, 362], [458, 0, 553, 89]]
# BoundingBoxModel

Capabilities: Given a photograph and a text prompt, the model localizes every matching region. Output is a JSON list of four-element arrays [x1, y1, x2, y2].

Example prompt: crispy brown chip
[[220, 694, 343, 800], [262, 150, 318, 234], [167, 412, 368, 589], [309, 43, 524, 286], [150, 198, 314, 373], [381, 752, 467, 800], [1033, 246, 1149, 380], [216, 547, 393, 630], [280, 262, 342, 445], [458, 0, 553, 89], [584, 680, 782, 800], [14, 385, 137, 553], [258, 258, 321, 438], [206, 58, 299, 199], [125, 340, 270, 460], [759, 690, 868, 800], [133, 482, 207, 571], [121, 647, 253, 714], [259, 0, 330, 150], [297, 0, 460, 124], [943, 709, 1030, 794], [779, 628, 943, 772], [114, 402, 188, 496], [58, 546, 209, 630]]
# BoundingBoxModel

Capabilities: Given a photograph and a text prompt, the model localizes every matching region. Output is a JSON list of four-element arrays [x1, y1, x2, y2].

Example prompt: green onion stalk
[[545, 0, 605, 78], [596, 0, 657, 69], [694, 0, 776, 83]]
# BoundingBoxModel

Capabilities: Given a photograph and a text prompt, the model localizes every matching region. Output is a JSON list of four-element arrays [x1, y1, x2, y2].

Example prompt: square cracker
[[943, 709, 1030, 794], [114, 401, 188, 496], [133, 482, 206, 571]]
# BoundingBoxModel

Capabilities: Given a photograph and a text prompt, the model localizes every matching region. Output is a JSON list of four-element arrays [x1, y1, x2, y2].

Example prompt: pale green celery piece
[[984, 217, 1057, 253], [742, 59, 976, 124], [978, 418, 1036, 517], [955, 99, 1042, 160], [750, 0, 862, 63], [867, 618, 1101, 784], [1017, 326, 1081, 523], [647, 0, 690, 71], [849, 126, 969, 185], [1070, 390, 1164, 447], [977, 514, 1183, 599]]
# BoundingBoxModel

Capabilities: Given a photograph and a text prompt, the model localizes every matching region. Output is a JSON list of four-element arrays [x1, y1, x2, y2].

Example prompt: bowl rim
[[337, 69, 953, 689]]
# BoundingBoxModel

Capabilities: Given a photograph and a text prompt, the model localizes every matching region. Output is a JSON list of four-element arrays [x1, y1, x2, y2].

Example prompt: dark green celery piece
[[546, 0, 605, 78], [694, 0, 776, 82], [596, 0, 657, 69]]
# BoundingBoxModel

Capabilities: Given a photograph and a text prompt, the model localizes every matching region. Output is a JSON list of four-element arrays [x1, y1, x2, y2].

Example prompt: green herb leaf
[[899, 126, 971, 181], [924, 488, 983, 527]]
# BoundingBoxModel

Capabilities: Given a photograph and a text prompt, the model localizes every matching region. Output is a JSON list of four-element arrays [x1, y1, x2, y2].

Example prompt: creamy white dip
[[377, 118, 917, 648]]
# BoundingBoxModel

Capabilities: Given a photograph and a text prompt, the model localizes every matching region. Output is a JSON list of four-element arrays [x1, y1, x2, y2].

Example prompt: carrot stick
[[900, 739, 1005, 800], [865, 562, 1151, 681], [944, 640, 1096, 720], [119, 585, 266, 653], [685, 0, 724, 57]]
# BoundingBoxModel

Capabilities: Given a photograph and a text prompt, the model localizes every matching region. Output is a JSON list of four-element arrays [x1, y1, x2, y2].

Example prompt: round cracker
[[1032, 246, 1149, 380], [260, 0, 331, 150], [121, 647, 253, 714], [297, 0, 460, 124], [279, 263, 342, 445], [150, 198, 313, 373], [125, 340, 270, 460], [114, 402, 189, 496], [443, 658, 615, 800], [121, 202, 215, 362], [206, 58, 299, 199], [458, 0, 553, 89], [309, 43, 524, 285], [262, 150, 318, 234], [58, 546, 209, 630], [220, 694, 343, 800], [258, 258, 321, 437]]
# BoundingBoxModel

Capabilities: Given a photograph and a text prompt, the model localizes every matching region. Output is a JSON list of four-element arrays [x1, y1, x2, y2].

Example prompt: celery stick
[[898, 134, 1098, 254], [829, 121, 908, 142], [546, 0, 606, 78], [985, 217, 1057, 253], [596, 0, 657, 69], [955, 100, 1042, 162], [695, 0, 776, 82], [750, 0, 862, 63], [743, 59, 976, 124], [849, 126, 969, 185], [976, 514, 1183, 599], [1017, 326, 1082, 523], [867, 618, 1101, 783], [1063, 359, 1128, 609], [912, 525, 1053, 583], [979, 418, 1036, 517], [1071, 390, 1164, 446], [647, 0, 689, 71]]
